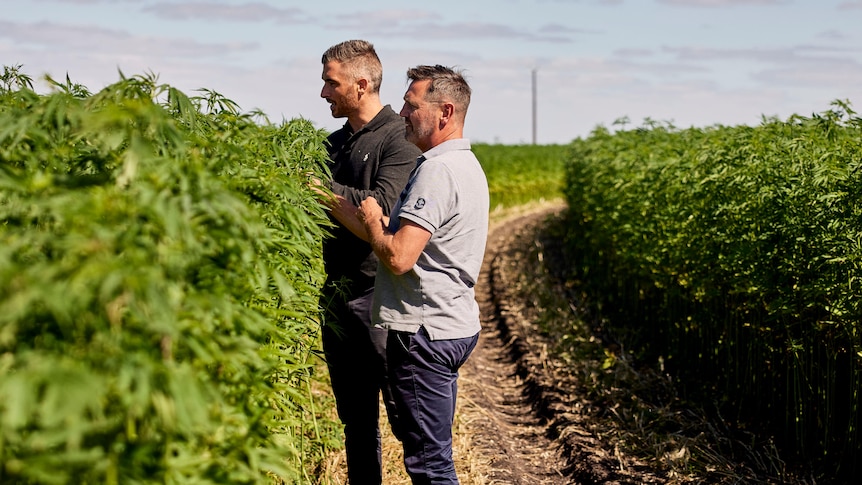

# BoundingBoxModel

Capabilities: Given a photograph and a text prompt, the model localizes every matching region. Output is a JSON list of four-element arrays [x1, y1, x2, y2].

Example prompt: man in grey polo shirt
[[355, 64, 489, 485]]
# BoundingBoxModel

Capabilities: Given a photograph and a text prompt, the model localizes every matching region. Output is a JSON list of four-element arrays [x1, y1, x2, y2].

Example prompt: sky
[[2, 0, 861, 145]]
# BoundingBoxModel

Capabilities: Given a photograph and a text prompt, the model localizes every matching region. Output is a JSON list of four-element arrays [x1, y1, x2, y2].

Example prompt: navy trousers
[[322, 289, 399, 485], [388, 327, 479, 485]]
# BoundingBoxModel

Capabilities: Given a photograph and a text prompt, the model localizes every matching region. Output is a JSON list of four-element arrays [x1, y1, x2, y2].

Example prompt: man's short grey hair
[[321, 39, 383, 94], [406, 65, 471, 115]]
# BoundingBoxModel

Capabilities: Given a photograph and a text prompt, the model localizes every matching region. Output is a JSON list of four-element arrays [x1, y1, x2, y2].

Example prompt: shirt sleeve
[[396, 161, 456, 234]]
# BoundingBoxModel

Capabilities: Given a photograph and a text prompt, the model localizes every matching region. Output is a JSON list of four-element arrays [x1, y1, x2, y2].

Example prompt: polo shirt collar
[[419, 138, 472, 165]]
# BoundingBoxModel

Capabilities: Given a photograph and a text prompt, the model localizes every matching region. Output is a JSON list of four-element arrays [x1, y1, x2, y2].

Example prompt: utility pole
[[531, 68, 537, 145]]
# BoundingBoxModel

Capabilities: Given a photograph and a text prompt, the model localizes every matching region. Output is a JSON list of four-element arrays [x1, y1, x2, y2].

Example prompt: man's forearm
[[364, 215, 401, 272], [361, 215, 430, 276]]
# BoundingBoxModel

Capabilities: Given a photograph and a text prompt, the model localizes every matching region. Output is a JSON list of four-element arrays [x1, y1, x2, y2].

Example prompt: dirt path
[[455, 203, 573, 484], [454, 202, 666, 485]]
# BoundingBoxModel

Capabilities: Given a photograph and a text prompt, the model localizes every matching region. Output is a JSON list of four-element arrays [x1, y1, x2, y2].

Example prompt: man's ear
[[439, 102, 455, 127], [357, 78, 368, 95]]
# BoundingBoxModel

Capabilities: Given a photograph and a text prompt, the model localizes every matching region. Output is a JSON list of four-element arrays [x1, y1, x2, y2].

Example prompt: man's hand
[[358, 196, 384, 227], [358, 196, 430, 275], [307, 173, 338, 208]]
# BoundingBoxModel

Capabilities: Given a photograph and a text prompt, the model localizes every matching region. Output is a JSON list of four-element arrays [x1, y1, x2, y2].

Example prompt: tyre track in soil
[[456, 203, 664, 485], [456, 204, 572, 484]]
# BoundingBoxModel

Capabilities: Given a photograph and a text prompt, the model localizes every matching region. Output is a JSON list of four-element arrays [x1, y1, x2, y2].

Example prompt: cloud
[[614, 48, 655, 58], [838, 0, 862, 8], [535, 55, 709, 93], [330, 9, 441, 29], [663, 44, 856, 63], [142, 2, 308, 23], [328, 10, 579, 43], [540, 23, 601, 35], [817, 29, 852, 41], [659, 44, 862, 90], [752, 58, 862, 89], [540, 0, 624, 4], [32, 0, 142, 4], [0, 20, 258, 60], [658, 0, 785, 6], [427, 22, 576, 42]]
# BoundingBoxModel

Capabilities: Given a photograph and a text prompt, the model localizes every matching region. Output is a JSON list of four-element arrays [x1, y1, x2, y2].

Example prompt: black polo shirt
[[323, 105, 421, 297]]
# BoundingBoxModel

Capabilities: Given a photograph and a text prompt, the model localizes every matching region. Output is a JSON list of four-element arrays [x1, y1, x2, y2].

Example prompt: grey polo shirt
[[372, 138, 490, 340]]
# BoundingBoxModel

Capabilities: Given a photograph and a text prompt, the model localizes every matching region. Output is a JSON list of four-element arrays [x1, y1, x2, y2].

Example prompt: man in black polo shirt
[[317, 39, 421, 484]]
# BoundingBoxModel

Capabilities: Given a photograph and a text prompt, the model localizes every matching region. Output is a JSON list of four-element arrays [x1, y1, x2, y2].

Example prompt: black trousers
[[322, 288, 400, 485]]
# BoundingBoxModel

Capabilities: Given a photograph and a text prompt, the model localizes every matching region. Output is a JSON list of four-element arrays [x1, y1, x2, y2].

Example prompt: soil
[[455, 202, 666, 485]]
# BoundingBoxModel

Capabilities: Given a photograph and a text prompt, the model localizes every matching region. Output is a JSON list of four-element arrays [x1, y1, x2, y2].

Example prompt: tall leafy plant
[[0, 70, 337, 483], [562, 101, 862, 481]]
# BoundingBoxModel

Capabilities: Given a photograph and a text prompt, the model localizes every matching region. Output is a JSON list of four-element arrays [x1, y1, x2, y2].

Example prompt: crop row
[[0, 69, 339, 483], [561, 102, 862, 480]]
